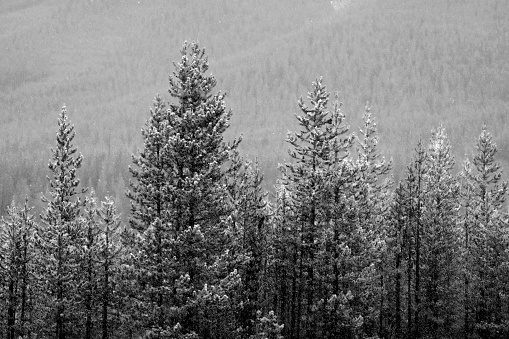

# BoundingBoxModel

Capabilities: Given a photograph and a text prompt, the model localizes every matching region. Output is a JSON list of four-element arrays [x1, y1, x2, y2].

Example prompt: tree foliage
[[1, 40, 509, 339]]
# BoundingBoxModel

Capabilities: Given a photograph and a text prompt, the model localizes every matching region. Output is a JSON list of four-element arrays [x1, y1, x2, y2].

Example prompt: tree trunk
[[464, 214, 470, 339], [379, 274, 385, 338], [7, 278, 16, 339], [57, 234, 65, 339], [20, 235, 28, 338], [102, 248, 109, 339], [415, 218, 421, 339], [395, 248, 402, 339], [407, 224, 413, 337], [290, 240, 298, 339]]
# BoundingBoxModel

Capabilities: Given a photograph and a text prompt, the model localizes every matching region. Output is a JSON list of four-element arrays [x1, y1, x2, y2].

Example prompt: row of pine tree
[[1, 42, 509, 339]]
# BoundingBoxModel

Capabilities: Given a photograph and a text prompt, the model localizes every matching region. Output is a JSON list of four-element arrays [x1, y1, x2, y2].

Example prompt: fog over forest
[[1, 1, 509, 339], [1, 0, 508, 217]]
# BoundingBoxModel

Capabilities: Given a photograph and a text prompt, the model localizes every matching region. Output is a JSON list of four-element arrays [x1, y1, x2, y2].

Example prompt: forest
[[1, 40, 509, 339], [1, 0, 509, 338], [1, 0, 509, 219]]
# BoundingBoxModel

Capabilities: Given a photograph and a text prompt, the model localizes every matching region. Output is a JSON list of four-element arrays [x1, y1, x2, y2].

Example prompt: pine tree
[[80, 193, 100, 339], [386, 182, 407, 339], [352, 105, 392, 337], [460, 126, 509, 338], [271, 179, 295, 339], [385, 141, 427, 339], [36, 105, 87, 339], [0, 199, 36, 339], [126, 95, 172, 334], [420, 126, 461, 337], [405, 141, 427, 339], [127, 41, 241, 338], [249, 311, 284, 339], [128, 95, 169, 234], [226, 155, 271, 338], [96, 196, 123, 339], [277, 78, 353, 339]]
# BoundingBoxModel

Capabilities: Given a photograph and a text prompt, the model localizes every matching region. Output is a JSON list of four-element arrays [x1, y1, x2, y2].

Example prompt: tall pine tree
[[36, 105, 87, 339], [460, 126, 509, 338], [0, 199, 36, 339], [421, 126, 461, 337], [277, 78, 353, 339], [127, 41, 241, 339]]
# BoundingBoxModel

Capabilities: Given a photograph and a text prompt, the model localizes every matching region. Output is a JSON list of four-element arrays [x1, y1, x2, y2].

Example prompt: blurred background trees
[[1, 0, 509, 218]]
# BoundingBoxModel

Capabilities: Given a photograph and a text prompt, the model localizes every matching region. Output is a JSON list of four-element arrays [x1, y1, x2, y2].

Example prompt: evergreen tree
[[271, 179, 295, 339], [249, 311, 284, 339], [386, 182, 407, 339], [277, 78, 353, 339], [351, 105, 392, 336], [0, 199, 36, 339], [420, 126, 461, 337], [126, 95, 173, 335], [36, 105, 87, 339], [96, 196, 123, 339], [384, 140, 431, 339], [460, 126, 509, 338], [127, 41, 241, 338], [226, 155, 271, 338], [128, 95, 169, 234], [80, 193, 101, 339]]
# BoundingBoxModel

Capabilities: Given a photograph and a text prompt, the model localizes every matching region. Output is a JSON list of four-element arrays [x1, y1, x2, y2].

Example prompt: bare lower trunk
[[7, 279, 16, 339], [395, 250, 402, 339]]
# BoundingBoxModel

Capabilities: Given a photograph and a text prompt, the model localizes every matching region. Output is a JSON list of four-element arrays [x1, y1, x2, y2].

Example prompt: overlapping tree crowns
[[126, 41, 243, 337], [128, 96, 169, 233], [37, 105, 90, 339], [287, 77, 351, 167], [283, 77, 354, 206], [163, 41, 240, 231]]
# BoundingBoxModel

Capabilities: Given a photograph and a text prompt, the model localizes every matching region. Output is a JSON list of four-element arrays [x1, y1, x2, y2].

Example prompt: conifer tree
[[250, 311, 284, 339], [126, 95, 172, 334], [127, 41, 241, 338], [128, 95, 169, 233], [96, 196, 123, 339], [460, 126, 509, 338], [277, 78, 353, 339], [352, 106, 392, 336], [385, 141, 427, 339], [226, 155, 271, 338], [403, 141, 427, 339], [0, 199, 36, 339], [386, 182, 407, 339], [271, 179, 296, 338], [421, 126, 461, 337], [36, 105, 87, 339], [80, 193, 100, 339]]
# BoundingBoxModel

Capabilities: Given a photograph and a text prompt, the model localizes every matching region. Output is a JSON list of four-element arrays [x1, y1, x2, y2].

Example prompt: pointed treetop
[[42, 104, 86, 224], [169, 41, 217, 109], [473, 124, 501, 185]]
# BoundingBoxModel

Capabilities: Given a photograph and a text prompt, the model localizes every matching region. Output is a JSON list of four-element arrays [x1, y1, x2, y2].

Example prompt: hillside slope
[[1, 0, 508, 216]]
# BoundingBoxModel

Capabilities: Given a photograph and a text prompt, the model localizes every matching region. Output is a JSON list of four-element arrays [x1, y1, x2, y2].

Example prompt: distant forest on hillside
[[1, 0, 508, 219], [2, 39, 509, 339]]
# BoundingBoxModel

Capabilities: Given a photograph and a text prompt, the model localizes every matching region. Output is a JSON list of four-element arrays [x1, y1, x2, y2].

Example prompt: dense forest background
[[2, 1, 509, 339], [1, 0, 509, 219]]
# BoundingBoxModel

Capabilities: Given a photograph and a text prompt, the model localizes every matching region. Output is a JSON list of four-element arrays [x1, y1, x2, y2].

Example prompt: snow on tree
[[126, 41, 241, 338], [36, 105, 88, 339], [460, 125, 509, 338], [0, 199, 36, 339]]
